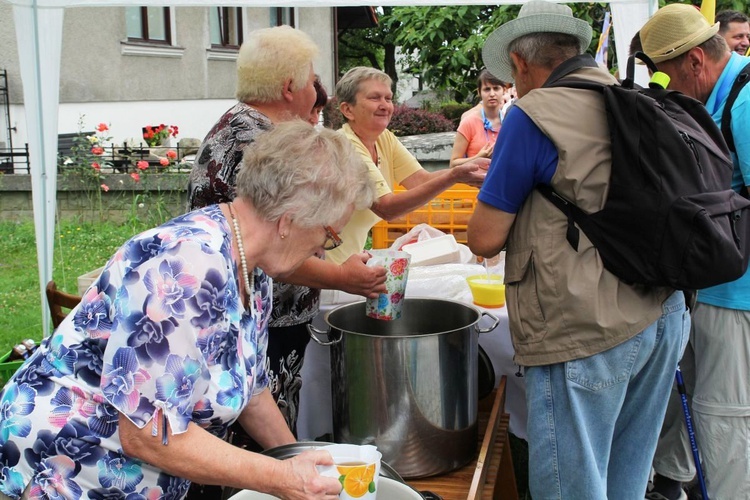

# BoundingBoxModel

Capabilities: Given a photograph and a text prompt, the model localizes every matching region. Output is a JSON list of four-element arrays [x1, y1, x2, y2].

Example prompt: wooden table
[[407, 376, 518, 500]]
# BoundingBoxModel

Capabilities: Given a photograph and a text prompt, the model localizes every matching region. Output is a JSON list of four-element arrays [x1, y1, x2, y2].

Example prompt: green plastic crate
[[0, 350, 25, 388]]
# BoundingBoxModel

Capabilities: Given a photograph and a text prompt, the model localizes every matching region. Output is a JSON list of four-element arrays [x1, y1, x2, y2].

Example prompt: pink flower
[[130, 172, 140, 182], [159, 157, 169, 166], [100, 184, 110, 192], [91, 146, 104, 155], [166, 150, 177, 159], [136, 160, 149, 170], [91, 162, 101, 170], [96, 123, 109, 132], [390, 258, 408, 277]]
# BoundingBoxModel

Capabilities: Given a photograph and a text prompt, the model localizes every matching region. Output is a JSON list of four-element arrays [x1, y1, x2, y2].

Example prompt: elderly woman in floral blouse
[[0, 121, 375, 500]]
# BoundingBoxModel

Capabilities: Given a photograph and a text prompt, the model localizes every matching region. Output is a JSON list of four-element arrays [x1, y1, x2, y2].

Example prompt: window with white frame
[[126, 7, 172, 44]]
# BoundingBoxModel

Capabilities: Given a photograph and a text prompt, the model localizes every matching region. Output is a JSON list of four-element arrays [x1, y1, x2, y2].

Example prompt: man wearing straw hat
[[468, 1, 689, 498], [639, 4, 750, 499]]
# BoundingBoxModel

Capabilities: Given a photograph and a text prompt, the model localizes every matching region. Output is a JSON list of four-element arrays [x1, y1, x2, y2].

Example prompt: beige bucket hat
[[640, 3, 720, 63], [482, 0, 592, 82]]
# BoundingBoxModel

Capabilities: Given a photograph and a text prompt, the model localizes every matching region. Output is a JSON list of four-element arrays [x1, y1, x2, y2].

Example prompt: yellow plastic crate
[[371, 183, 479, 249], [0, 350, 24, 388]]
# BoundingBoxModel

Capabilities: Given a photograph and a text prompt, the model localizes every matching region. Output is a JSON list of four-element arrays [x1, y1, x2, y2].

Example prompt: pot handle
[[307, 323, 343, 346], [475, 311, 500, 334]]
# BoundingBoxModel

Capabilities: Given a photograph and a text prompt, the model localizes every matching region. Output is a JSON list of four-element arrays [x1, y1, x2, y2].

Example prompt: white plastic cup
[[317, 444, 382, 500]]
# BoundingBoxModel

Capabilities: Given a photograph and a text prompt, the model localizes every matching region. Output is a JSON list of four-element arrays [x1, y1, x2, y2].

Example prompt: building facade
[[0, 5, 343, 154]]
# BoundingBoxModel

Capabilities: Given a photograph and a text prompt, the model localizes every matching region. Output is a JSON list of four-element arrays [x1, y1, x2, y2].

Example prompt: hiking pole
[[675, 367, 709, 500]]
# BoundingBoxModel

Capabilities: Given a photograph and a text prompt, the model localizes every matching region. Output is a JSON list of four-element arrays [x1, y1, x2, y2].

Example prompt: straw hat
[[640, 3, 720, 63], [482, 0, 592, 82]]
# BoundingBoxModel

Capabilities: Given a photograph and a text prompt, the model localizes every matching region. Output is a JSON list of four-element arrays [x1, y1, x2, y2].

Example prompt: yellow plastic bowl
[[466, 275, 505, 308]]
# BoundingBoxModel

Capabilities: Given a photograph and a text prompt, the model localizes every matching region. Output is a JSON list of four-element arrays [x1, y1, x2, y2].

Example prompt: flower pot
[[142, 125, 178, 148]]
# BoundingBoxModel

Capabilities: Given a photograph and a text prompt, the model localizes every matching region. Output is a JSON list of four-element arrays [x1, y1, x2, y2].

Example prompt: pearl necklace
[[228, 202, 254, 299]]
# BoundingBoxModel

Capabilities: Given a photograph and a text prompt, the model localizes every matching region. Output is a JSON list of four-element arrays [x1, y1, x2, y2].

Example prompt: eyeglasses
[[322, 225, 344, 251]]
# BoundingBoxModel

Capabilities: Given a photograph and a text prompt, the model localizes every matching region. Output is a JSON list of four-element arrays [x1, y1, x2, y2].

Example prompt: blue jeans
[[525, 291, 690, 500]]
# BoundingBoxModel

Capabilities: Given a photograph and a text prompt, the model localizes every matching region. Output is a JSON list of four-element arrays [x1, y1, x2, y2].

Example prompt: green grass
[[0, 219, 149, 354]]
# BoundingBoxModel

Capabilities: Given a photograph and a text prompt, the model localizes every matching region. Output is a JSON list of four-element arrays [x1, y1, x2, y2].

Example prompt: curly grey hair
[[335, 66, 392, 107], [236, 26, 319, 104], [236, 120, 376, 227]]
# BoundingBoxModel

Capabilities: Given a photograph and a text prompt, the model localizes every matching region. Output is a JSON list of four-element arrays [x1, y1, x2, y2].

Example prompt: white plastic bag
[[481, 251, 506, 276], [389, 223, 446, 250], [405, 263, 486, 302]]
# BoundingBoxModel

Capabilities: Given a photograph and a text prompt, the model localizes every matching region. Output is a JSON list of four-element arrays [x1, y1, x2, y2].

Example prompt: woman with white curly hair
[[0, 121, 376, 500]]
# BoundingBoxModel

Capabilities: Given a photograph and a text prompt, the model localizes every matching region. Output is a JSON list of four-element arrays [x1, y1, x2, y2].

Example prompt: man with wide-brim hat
[[481, 0, 592, 84], [468, 1, 689, 498], [640, 4, 750, 500]]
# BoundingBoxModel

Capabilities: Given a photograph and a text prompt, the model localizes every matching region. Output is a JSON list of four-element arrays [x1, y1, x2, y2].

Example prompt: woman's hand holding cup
[[277, 450, 343, 499]]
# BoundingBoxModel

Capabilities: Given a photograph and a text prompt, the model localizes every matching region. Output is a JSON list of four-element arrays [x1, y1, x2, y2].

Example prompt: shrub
[[441, 102, 474, 129], [323, 97, 344, 130], [322, 100, 454, 136], [389, 105, 454, 136]]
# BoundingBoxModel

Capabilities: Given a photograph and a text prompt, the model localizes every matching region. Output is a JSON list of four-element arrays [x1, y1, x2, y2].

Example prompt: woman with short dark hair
[[450, 69, 507, 168]]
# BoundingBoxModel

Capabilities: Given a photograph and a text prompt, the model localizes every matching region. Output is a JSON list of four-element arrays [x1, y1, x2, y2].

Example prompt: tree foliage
[[389, 5, 516, 103], [337, 6, 401, 91], [338, 1, 742, 104]]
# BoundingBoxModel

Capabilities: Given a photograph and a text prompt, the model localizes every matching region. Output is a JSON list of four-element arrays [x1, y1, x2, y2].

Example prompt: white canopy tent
[[5, 0, 656, 336]]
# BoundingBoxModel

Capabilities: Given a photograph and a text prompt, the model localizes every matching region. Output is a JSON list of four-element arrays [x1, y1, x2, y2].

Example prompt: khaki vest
[[507, 66, 673, 366]]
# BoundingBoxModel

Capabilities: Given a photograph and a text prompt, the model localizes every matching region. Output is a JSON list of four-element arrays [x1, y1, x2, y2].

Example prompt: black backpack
[[538, 52, 750, 290]]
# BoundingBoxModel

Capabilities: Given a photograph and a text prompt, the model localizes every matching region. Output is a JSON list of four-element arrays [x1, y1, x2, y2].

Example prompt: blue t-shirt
[[700, 53, 750, 310], [478, 106, 557, 214]]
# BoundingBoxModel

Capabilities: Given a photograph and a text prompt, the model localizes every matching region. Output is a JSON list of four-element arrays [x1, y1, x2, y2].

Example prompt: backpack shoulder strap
[[624, 52, 659, 89], [721, 61, 750, 153], [536, 184, 581, 251], [546, 79, 606, 92]]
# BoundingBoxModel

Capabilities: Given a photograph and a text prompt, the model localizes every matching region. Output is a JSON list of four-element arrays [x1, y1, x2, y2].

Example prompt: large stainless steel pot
[[309, 298, 499, 479]]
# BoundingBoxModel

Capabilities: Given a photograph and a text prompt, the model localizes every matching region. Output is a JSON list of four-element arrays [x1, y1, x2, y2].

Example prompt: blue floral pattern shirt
[[0, 205, 271, 499]]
